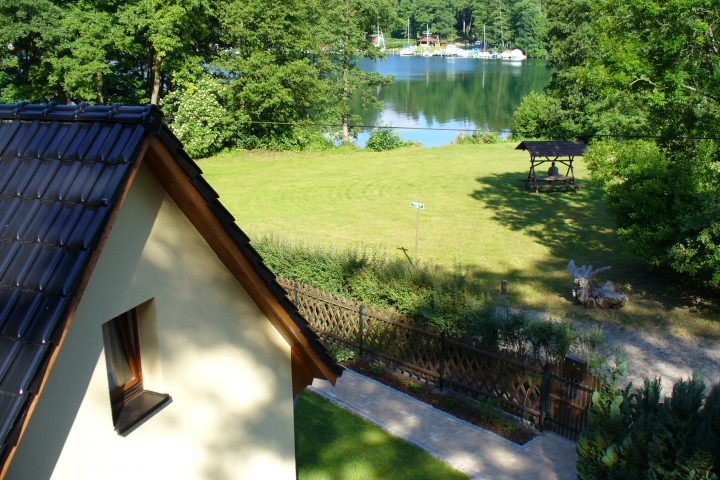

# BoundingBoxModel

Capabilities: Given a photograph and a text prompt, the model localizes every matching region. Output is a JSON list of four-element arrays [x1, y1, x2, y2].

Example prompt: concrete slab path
[[310, 369, 578, 480]]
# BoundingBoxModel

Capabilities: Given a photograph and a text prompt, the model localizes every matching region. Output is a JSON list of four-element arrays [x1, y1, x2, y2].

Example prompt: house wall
[[6, 163, 296, 480]]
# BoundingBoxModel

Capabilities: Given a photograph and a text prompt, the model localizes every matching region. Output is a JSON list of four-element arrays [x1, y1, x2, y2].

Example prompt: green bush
[[370, 362, 385, 376], [444, 398, 460, 410], [476, 396, 503, 424], [453, 131, 501, 145], [328, 344, 356, 362], [160, 75, 240, 159], [577, 369, 720, 479], [365, 127, 418, 151], [510, 91, 576, 140], [586, 138, 720, 285]]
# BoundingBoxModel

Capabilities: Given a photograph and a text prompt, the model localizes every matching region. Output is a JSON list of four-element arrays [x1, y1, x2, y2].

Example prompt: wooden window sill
[[114, 390, 172, 436]]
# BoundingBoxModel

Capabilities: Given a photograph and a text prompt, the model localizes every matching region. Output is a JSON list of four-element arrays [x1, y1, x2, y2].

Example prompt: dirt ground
[[588, 319, 720, 395]]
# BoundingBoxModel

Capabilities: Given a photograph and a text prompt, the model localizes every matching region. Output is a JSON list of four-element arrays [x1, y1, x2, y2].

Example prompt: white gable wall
[[6, 163, 295, 480]]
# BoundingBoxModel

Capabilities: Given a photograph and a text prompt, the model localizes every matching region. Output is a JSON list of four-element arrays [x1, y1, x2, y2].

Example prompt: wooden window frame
[[106, 310, 144, 417], [103, 308, 172, 436]]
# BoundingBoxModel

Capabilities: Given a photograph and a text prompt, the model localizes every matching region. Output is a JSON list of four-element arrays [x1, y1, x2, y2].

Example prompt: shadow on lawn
[[469, 171, 617, 260], [468, 171, 720, 320]]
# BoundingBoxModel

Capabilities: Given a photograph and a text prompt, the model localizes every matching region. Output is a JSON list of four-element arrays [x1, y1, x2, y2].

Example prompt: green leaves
[[577, 374, 720, 479]]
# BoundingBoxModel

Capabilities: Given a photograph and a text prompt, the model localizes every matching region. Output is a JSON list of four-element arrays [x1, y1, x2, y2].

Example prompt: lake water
[[353, 56, 551, 147]]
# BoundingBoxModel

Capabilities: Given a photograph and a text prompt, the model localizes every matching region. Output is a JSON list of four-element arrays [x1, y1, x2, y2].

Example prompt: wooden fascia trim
[[0, 138, 150, 479], [142, 137, 337, 385], [291, 346, 317, 398]]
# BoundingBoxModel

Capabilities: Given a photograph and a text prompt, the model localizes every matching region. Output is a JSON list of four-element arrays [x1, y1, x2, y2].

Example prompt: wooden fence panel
[[363, 314, 442, 384], [277, 277, 601, 441]]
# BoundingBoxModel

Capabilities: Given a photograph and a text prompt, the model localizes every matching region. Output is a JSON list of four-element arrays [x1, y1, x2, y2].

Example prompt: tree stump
[[568, 261, 628, 309]]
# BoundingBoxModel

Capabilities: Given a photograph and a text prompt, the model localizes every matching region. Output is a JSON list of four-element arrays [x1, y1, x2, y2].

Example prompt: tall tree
[[319, 0, 395, 143]]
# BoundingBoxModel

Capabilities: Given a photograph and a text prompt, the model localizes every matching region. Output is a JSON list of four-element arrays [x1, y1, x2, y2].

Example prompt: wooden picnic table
[[519, 175, 585, 194], [515, 141, 588, 194]]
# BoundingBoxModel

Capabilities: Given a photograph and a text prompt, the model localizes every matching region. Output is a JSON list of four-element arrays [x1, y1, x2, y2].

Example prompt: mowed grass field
[[202, 143, 720, 337]]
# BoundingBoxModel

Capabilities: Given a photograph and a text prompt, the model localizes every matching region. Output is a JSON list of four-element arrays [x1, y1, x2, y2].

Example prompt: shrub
[[503, 422, 518, 433], [365, 127, 418, 151], [404, 380, 422, 392], [510, 91, 575, 140], [160, 75, 239, 159], [576, 369, 720, 479], [444, 398, 460, 410], [328, 344, 356, 363], [476, 396, 503, 424], [370, 362, 385, 376], [453, 131, 500, 145]]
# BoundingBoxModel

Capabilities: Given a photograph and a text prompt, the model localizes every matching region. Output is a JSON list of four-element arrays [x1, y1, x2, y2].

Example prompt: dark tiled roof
[[0, 103, 341, 466], [515, 141, 587, 157]]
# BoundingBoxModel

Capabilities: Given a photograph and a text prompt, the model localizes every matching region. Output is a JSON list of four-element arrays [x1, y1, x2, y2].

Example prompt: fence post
[[439, 331, 446, 391], [358, 305, 364, 357], [540, 363, 550, 431], [293, 283, 299, 307]]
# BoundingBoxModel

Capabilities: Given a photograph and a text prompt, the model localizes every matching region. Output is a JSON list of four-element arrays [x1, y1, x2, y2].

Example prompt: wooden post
[[439, 331, 446, 391], [293, 283, 299, 306], [415, 207, 419, 264], [540, 363, 550, 431], [501, 280, 507, 294], [359, 305, 364, 357]]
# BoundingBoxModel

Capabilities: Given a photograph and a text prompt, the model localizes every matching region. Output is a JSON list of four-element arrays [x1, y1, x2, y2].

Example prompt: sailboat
[[376, 22, 386, 52], [399, 19, 415, 56], [476, 25, 493, 58]]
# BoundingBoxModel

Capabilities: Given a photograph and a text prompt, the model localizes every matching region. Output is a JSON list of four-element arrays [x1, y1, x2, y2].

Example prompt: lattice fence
[[278, 277, 601, 440]]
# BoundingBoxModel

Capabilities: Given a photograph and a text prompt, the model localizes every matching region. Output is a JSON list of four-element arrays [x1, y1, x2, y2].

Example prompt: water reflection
[[353, 57, 551, 147]]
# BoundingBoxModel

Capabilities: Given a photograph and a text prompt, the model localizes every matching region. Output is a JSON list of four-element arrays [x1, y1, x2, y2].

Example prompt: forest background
[[1, 0, 720, 286]]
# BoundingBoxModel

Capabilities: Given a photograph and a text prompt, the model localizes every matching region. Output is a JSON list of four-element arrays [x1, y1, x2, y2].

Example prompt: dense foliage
[[511, 0, 720, 284], [577, 371, 720, 479], [255, 236, 605, 364], [0, 0, 396, 154]]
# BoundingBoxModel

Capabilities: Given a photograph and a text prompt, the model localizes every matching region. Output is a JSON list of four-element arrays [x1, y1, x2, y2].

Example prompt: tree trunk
[[342, 58, 349, 143], [151, 52, 162, 104], [96, 72, 104, 105], [147, 46, 163, 104], [57, 85, 70, 105]]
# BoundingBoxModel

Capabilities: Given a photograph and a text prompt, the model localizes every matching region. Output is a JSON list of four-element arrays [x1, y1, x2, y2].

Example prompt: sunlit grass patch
[[294, 391, 468, 480]]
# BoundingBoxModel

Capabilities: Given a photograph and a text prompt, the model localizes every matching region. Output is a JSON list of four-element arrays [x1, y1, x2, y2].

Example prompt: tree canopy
[[0, 0, 399, 152]]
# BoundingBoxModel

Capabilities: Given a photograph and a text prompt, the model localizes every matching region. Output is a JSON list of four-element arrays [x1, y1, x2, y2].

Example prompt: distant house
[[417, 36, 438, 47], [366, 33, 385, 47], [0, 103, 342, 479]]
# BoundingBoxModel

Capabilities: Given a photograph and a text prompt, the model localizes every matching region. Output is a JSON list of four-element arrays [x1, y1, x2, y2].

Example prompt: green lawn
[[202, 144, 720, 337], [294, 391, 468, 479]]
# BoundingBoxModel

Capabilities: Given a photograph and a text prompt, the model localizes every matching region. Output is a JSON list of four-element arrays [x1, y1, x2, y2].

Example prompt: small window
[[103, 311, 143, 408], [102, 309, 171, 436]]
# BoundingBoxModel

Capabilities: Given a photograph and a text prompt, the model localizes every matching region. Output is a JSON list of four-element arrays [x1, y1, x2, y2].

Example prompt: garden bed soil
[[342, 357, 536, 445]]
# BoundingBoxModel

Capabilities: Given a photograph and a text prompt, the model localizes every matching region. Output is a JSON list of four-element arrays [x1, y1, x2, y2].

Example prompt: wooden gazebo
[[516, 141, 587, 193]]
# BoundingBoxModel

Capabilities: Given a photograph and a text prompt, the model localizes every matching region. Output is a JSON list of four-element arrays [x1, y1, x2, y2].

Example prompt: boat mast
[[483, 25, 486, 52], [407, 18, 410, 47]]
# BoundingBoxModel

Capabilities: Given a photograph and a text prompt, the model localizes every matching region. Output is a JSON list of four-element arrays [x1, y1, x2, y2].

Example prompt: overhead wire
[[243, 120, 720, 141]]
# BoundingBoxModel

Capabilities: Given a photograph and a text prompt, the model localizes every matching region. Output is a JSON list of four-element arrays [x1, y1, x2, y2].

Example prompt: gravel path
[[591, 321, 720, 395], [526, 307, 720, 396]]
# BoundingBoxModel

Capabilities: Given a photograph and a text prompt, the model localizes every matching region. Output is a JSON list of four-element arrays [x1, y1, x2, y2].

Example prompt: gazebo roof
[[515, 141, 587, 157]]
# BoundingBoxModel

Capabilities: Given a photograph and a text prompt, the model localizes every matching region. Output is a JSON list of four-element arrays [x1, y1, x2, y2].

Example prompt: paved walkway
[[310, 369, 578, 480]]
